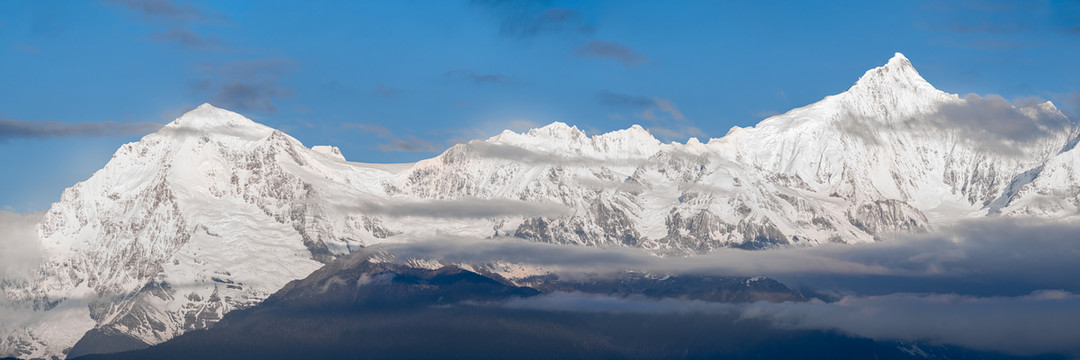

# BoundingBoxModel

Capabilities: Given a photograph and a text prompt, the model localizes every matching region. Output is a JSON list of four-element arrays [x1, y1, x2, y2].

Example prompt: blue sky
[[1, 0, 1078, 213]]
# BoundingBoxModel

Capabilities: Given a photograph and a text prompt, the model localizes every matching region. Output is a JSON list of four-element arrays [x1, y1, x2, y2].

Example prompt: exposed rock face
[[3, 53, 1079, 358]]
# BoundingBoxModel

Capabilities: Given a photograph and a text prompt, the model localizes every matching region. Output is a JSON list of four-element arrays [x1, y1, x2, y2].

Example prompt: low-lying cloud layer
[[839, 93, 1075, 155], [381, 217, 1080, 295], [500, 290, 1080, 356], [933, 94, 1072, 143], [368, 216, 1080, 355], [338, 197, 570, 219]]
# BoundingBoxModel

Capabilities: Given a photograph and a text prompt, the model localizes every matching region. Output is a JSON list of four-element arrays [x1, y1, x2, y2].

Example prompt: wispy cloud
[[336, 197, 570, 219], [472, 1, 595, 39], [12, 44, 40, 53], [107, 0, 228, 51], [458, 141, 647, 166], [372, 83, 398, 98], [597, 91, 686, 120], [446, 70, 519, 85], [0, 211, 45, 280], [575, 40, 648, 68], [648, 125, 704, 140], [344, 123, 392, 138], [596, 91, 653, 108], [839, 93, 1073, 154], [652, 99, 685, 121], [344, 123, 441, 153], [190, 58, 297, 113], [377, 136, 440, 152], [149, 28, 221, 49], [0, 119, 163, 141], [107, 0, 214, 22], [596, 91, 700, 141], [934, 94, 1072, 142]]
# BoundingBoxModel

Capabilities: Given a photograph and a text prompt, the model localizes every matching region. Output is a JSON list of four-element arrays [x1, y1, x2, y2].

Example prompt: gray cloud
[[596, 91, 653, 108], [0, 211, 45, 280], [190, 58, 296, 113], [372, 83, 397, 98], [839, 94, 1074, 154], [575, 40, 648, 68], [472, 1, 595, 38], [648, 125, 704, 141], [446, 70, 517, 85], [933, 94, 1072, 148], [107, 0, 212, 22], [13, 44, 40, 53], [377, 136, 440, 153], [596, 91, 699, 140], [149, 28, 221, 49], [337, 197, 570, 219], [344, 123, 441, 153], [344, 123, 392, 138], [0, 119, 163, 141]]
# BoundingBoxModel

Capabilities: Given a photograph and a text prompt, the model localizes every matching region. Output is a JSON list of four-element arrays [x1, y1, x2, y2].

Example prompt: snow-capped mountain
[[2, 52, 1077, 358]]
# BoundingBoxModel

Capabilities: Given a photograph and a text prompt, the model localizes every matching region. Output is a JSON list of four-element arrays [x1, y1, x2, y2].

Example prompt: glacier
[[2, 52, 1078, 358]]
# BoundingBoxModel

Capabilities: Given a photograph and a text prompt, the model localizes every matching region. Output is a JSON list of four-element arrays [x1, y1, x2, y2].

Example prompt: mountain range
[[2, 52, 1078, 359]]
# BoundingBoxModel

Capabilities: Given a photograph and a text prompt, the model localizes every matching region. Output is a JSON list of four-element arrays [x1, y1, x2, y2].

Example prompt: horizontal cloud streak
[[0, 119, 163, 140], [460, 141, 649, 166], [575, 40, 647, 68], [336, 197, 570, 219], [374, 217, 1080, 296]]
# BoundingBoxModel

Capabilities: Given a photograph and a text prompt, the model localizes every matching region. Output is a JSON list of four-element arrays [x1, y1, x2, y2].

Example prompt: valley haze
[[0, 49, 1078, 359]]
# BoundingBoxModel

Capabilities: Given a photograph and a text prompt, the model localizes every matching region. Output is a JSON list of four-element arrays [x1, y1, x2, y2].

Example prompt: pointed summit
[[163, 103, 271, 137], [848, 52, 937, 95], [886, 52, 911, 67]]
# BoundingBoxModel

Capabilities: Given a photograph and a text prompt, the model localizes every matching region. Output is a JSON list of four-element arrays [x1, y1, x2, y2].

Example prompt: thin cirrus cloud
[[149, 28, 222, 49], [446, 70, 519, 85], [107, 0, 227, 50], [575, 40, 648, 68], [371, 83, 398, 98], [596, 90, 654, 108], [377, 136, 440, 153], [0, 119, 163, 141], [344, 123, 440, 153], [471, 1, 595, 39], [189, 58, 297, 113], [596, 90, 700, 140], [596, 91, 685, 121], [106, 0, 214, 22]]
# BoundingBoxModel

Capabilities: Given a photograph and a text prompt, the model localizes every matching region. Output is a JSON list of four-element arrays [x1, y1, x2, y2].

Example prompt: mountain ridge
[[2, 52, 1079, 359]]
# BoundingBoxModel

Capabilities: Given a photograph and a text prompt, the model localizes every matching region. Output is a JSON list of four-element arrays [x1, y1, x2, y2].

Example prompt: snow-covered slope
[[2, 53, 1078, 358], [1, 105, 407, 358]]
